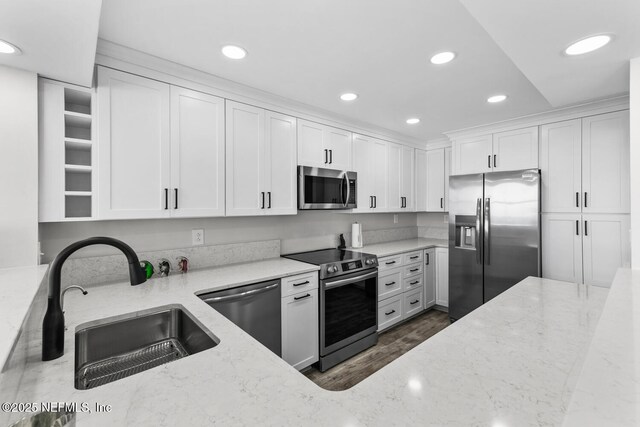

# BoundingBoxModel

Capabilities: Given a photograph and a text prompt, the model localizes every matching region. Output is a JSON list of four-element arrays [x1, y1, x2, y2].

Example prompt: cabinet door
[[444, 146, 451, 211], [582, 214, 630, 287], [424, 249, 436, 308], [325, 126, 352, 170], [170, 87, 225, 218], [98, 68, 171, 219], [387, 142, 402, 211], [352, 134, 374, 213], [297, 119, 325, 168], [225, 101, 265, 216], [435, 248, 449, 307], [492, 127, 539, 172], [541, 213, 583, 283], [415, 149, 427, 212], [453, 135, 492, 174], [582, 111, 630, 214], [265, 111, 297, 215], [372, 139, 388, 211], [401, 146, 415, 210], [281, 291, 319, 370], [540, 119, 582, 213], [378, 269, 403, 300], [425, 149, 445, 212], [403, 289, 424, 318]]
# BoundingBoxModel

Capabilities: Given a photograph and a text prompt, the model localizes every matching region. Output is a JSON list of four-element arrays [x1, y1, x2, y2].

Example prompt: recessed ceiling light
[[487, 95, 507, 103], [565, 35, 611, 56], [221, 45, 247, 60], [430, 51, 456, 65], [406, 118, 420, 124], [0, 39, 20, 55], [340, 93, 358, 101]]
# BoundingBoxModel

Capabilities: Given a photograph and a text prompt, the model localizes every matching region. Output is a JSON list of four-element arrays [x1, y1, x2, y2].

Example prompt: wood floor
[[304, 309, 451, 391]]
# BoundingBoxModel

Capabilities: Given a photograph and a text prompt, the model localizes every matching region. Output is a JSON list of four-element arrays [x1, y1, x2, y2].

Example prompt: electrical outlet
[[393, 214, 398, 224], [443, 214, 449, 223], [192, 229, 204, 246]]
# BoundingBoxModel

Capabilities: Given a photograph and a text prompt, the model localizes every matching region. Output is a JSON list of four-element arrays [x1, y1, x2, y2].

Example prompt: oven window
[[305, 176, 344, 205], [324, 276, 377, 348]]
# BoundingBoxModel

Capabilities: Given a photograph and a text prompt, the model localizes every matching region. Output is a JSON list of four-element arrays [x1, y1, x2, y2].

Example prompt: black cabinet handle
[[410, 255, 419, 259], [293, 280, 310, 287], [268, 192, 271, 208], [584, 192, 588, 208], [493, 154, 497, 168], [329, 149, 333, 164], [576, 220, 579, 236], [164, 188, 168, 210], [426, 253, 430, 265], [374, 196, 377, 208], [410, 299, 419, 305], [174, 188, 178, 209], [440, 198, 444, 209], [261, 192, 265, 209], [410, 281, 419, 285], [324, 149, 328, 164], [488, 155, 491, 168], [410, 268, 419, 272], [385, 309, 396, 316], [294, 293, 311, 301], [576, 192, 579, 208], [385, 281, 396, 287], [385, 261, 396, 265], [585, 220, 588, 236]]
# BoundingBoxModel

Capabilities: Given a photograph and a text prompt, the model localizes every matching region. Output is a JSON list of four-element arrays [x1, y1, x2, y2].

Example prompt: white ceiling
[[0, 0, 102, 87]]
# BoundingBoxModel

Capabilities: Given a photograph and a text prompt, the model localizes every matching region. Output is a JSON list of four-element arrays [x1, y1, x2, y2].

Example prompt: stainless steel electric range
[[283, 248, 379, 371]]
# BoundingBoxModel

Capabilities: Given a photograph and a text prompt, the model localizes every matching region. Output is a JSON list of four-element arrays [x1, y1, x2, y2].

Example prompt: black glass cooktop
[[283, 248, 365, 266]]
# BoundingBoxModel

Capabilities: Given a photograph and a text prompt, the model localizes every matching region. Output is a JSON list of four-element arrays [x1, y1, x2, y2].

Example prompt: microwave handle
[[343, 172, 350, 207]]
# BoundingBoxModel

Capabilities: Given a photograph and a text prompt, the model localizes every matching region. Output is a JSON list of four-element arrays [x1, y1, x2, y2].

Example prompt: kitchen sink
[[74, 304, 218, 390]]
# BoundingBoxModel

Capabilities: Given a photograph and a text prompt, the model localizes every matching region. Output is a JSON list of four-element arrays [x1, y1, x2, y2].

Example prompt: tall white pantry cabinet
[[541, 110, 630, 287]]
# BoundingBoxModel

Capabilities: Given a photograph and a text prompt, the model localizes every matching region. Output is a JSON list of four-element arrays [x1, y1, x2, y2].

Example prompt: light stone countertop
[[0, 264, 49, 367], [6, 269, 611, 426], [350, 237, 448, 257], [562, 268, 640, 427]]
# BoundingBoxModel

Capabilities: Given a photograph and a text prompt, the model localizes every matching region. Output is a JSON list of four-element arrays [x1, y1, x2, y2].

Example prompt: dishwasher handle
[[201, 282, 279, 303]]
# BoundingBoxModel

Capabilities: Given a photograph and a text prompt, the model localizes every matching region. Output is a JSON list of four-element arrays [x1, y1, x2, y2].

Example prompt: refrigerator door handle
[[484, 197, 491, 265], [475, 197, 482, 264]]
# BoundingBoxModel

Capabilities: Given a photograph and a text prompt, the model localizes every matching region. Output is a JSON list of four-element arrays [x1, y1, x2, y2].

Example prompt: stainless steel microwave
[[298, 166, 357, 210]]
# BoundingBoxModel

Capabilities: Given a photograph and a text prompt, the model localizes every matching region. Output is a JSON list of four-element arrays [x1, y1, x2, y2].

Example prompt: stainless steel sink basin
[[74, 304, 218, 390]]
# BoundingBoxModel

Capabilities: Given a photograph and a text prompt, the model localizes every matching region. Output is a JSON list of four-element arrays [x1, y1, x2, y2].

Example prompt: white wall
[[630, 57, 640, 268], [0, 66, 38, 268], [39, 212, 417, 263]]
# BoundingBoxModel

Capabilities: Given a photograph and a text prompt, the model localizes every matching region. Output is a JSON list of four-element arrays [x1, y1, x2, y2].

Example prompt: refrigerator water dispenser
[[454, 215, 476, 250]]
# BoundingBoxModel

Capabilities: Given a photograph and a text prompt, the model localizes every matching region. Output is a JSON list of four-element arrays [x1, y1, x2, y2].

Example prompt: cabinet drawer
[[403, 289, 423, 319], [379, 254, 403, 270], [281, 272, 318, 298], [403, 251, 423, 265], [378, 295, 403, 331], [403, 262, 423, 278], [378, 270, 403, 301], [403, 274, 423, 292]]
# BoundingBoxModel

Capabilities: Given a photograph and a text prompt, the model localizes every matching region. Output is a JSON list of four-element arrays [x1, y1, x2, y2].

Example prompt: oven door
[[298, 166, 357, 209], [320, 269, 378, 356]]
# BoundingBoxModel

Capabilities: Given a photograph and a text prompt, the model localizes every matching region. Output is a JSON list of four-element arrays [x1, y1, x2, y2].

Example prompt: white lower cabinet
[[378, 295, 403, 331], [281, 273, 318, 370], [542, 213, 583, 283], [435, 248, 449, 307], [378, 270, 403, 300], [403, 289, 423, 318], [424, 248, 436, 308]]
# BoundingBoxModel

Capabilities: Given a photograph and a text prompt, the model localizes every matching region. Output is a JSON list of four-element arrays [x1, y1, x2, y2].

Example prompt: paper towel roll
[[352, 222, 363, 248]]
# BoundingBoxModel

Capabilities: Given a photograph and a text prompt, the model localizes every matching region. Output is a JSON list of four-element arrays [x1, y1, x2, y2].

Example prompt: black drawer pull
[[385, 281, 396, 286], [410, 300, 419, 305], [293, 280, 310, 287], [294, 293, 311, 301], [409, 268, 419, 272], [410, 281, 419, 285], [385, 309, 396, 316], [385, 261, 396, 265], [410, 256, 419, 259]]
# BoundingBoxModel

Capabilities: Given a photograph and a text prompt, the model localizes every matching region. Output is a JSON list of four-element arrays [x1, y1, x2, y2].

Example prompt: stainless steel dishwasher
[[198, 279, 281, 356]]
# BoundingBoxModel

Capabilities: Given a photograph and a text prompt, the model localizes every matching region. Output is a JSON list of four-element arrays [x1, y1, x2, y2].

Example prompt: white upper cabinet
[[444, 146, 451, 212], [426, 149, 445, 211], [297, 119, 351, 170], [352, 134, 387, 212], [452, 127, 538, 175], [401, 146, 415, 211], [453, 135, 492, 175], [226, 101, 297, 216], [387, 142, 402, 211], [542, 213, 583, 284], [491, 127, 539, 172], [170, 87, 225, 218], [415, 149, 428, 212], [582, 214, 631, 287], [582, 111, 630, 214], [540, 119, 582, 213], [98, 68, 171, 219]]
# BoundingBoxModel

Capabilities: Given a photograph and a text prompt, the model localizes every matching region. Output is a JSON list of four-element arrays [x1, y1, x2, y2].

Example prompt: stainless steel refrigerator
[[448, 169, 541, 321]]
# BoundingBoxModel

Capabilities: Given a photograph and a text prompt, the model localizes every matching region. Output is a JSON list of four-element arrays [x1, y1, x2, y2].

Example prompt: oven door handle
[[323, 270, 377, 289]]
